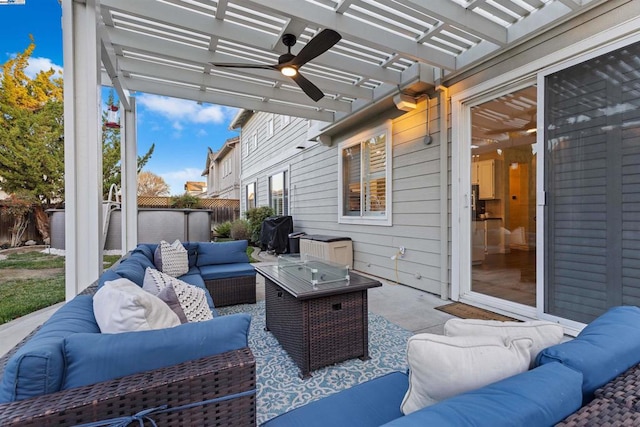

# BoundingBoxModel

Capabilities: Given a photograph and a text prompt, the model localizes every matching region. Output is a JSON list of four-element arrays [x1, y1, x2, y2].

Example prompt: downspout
[[437, 83, 449, 300]]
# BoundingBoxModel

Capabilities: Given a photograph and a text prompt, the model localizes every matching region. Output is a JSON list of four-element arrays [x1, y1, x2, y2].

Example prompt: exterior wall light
[[393, 93, 417, 111]]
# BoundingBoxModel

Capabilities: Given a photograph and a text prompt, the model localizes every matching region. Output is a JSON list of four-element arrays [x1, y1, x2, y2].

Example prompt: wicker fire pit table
[[255, 256, 382, 379]]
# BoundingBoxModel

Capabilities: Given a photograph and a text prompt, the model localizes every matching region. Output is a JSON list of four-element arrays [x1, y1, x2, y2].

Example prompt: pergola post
[[62, 0, 103, 300], [121, 97, 138, 254]]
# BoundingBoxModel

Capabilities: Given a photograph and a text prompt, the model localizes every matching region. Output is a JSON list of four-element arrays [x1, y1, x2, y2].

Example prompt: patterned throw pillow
[[143, 267, 172, 295], [154, 239, 189, 277], [143, 268, 213, 323]]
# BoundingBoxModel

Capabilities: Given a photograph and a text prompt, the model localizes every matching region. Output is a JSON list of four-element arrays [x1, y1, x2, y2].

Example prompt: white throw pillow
[[444, 318, 564, 367], [400, 334, 532, 415], [143, 268, 212, 323], [93, 278, 181, 333], [154, 239, 189, 277]]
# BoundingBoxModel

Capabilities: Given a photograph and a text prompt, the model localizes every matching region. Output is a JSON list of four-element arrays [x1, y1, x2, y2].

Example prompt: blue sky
[[0, 0, 240, 195]]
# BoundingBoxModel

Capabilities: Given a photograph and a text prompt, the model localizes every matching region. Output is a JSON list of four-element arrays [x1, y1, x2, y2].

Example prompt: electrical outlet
[[399, 246, 406, 256]]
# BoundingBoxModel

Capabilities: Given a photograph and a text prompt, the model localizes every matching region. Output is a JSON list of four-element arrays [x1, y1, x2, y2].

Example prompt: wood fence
[[0, 210, 39, 245]]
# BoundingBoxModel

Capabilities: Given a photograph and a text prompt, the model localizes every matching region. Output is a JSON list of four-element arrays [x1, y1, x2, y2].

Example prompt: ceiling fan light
[[281, 66, 297, 77]]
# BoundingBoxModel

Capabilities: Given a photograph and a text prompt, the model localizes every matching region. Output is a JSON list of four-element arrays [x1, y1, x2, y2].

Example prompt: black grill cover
[[259, 215, 294, 254]]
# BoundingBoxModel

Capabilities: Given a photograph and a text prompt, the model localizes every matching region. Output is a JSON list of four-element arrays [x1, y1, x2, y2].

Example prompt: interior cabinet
[[478, 160, 495, 199], [476, 159, 495, 200]]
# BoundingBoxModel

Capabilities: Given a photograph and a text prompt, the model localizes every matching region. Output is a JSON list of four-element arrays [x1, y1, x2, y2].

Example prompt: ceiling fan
[[210, 29, 342, 102], [486, 112, 537, 136]]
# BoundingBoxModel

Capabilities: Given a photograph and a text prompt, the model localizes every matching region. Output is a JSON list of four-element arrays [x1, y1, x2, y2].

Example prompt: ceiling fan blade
[[290, 29, 341, 67], [291, 73, 324, 102], [210, 62, 277, 70]]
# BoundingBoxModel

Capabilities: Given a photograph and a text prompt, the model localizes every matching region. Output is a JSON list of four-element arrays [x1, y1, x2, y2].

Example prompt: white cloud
[[197, 129, 208, 137], [136, 94, 238, 131], [172, 122, 184, 131], [160, 167, 204, 195], [25, 57, 62, 79]]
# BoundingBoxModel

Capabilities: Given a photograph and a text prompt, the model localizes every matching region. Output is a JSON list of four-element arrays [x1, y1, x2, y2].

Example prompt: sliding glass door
[[469, 86, 538, 308], [542, 39, 640, 324]]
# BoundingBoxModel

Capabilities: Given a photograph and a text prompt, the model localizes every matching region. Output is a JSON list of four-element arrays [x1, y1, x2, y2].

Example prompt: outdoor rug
[[218, 301, 412, 425], [435, 302, 517, 321]]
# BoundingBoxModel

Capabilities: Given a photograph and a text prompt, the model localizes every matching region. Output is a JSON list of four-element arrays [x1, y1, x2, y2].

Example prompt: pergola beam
[[119, 57, 353, 112], [240, 0, 457, 70], [106, 28, 374, 100], [125, 77, 336, 122], [101, 0, 402, 84]]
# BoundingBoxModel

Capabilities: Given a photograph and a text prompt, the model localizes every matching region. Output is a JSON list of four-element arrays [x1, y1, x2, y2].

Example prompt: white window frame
[[245, 181, 256, 211], [252, 132, 258, 152], [268, 166, 290, 216], [266, 115, 274, 139], [337, 120, 392, 226], [281, 115, 291, 127]]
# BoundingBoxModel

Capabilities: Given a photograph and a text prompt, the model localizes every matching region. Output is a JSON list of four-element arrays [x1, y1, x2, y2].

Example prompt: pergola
[[61, 0, 607, 298]]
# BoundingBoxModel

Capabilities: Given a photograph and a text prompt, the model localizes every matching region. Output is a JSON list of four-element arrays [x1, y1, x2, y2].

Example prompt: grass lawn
[[0, 246, 256, 325], [0, 252, 121, 325]]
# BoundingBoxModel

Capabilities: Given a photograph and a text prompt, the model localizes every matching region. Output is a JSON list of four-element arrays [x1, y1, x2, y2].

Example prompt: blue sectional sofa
[[0, 240, 258, 427], [263, 306, 640, 427]]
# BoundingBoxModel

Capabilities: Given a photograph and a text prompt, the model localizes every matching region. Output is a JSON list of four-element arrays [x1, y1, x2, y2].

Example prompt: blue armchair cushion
[[114, 257, 147, 287], [131, 244, 155, 262], [382, 362, 583, 427], [196, 240, 249, 266], [536, 306, 640, 401], [98, 268, 122, 288], [182, 242, 199, 268], [263, 372, 409, 427], [0, 296, 100, 403], [199, 263, 255, 281], [62, 313, 251, 389]]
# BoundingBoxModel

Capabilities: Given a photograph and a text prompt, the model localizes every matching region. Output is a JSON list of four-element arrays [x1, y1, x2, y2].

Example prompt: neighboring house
[[202, 136, 241, 200], [233, 3, 640, 331], [184, 181, 207, 197]]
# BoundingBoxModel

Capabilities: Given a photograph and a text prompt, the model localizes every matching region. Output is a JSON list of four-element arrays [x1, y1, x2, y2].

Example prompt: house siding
[[241, 98, 448, 295]]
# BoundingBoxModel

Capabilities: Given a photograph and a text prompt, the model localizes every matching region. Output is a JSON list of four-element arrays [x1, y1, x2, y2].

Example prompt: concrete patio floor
[[0, 250, 455, 358]]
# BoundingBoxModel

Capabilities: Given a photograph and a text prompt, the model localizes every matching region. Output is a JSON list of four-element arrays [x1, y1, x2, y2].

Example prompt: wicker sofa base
[[0, 348, 256, 427], [205, 275, 256, 307], [557, 362, 640, 426]]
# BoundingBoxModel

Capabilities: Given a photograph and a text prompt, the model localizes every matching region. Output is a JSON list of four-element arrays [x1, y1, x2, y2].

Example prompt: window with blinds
[[544, 39, 640, 324], [246, 182, 256, 210], [338, 122, 392, 225], [269, 171, 288, 216]]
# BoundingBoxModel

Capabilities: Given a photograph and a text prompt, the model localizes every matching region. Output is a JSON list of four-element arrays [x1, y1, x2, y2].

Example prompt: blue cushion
[[196, 240, 249, 266], [62, 313, 251, 389], [0, 295, 100, 403], [182, 242, 199, 268], [114, 258, 146, 286], [199, 263, 255, 280], [128, 252, 155, 271], [178, 273, 217, 315], [98, 269, 122, 288], [263, 372, 409, 427], [382, 363, 583, 427], [132, 244, 155, 262], [536, 305, 640, 401]]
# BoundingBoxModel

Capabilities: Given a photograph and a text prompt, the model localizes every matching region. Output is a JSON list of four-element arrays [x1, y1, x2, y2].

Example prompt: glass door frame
[[451, 78, 539, 321]]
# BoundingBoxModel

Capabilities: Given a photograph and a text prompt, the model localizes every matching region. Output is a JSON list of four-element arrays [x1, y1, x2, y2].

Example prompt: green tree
[[0, 38, 64, 242], [102, 90, 155, 198]]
